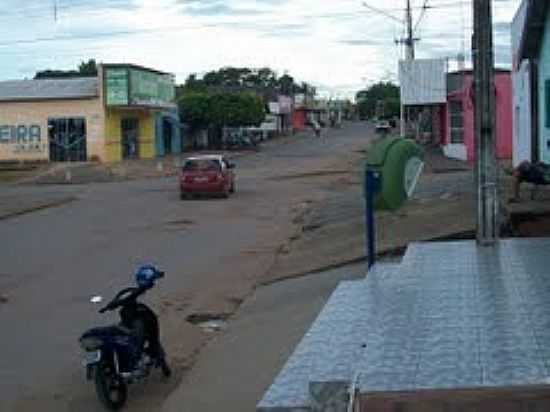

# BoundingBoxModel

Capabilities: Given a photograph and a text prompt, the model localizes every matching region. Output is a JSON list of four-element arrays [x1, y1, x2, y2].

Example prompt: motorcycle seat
[[82, 325, 133, 339]]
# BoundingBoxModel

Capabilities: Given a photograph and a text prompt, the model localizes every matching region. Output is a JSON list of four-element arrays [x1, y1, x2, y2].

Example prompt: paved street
[[0, 123, 372, 411], [162, 262, 367, 412]]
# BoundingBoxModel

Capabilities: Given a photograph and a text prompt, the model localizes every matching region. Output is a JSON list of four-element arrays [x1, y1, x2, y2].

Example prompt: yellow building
[[0, 64, 179, 163]]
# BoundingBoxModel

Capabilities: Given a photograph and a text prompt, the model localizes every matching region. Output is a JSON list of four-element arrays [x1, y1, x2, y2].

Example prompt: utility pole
[[405, 0, 415, 60], [473, 0, 498, 245], [400, 0, 415, 137], [363, 0, 418, 136]]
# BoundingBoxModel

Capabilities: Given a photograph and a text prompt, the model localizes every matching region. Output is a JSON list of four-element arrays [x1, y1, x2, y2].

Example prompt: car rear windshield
[[182, 159, 221, 171]]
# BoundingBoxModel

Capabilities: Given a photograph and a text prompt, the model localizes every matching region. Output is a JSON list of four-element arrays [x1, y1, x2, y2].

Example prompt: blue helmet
[[135, 264, 164, 287]]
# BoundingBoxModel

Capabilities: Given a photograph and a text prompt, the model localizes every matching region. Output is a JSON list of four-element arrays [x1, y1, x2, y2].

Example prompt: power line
[[0, 0, 131, 20], [413, 0, 429, 33], [361, 1, 403, 23], [0, 5, 399, 49], [0, 23, 224, 48]]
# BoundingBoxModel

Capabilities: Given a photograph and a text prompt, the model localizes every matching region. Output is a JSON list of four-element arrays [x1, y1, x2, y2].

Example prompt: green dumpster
[[365, 136, 424, 211]]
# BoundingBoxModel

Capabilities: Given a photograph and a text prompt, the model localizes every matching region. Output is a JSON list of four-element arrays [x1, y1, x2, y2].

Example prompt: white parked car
[[375, 120, 391, 133]]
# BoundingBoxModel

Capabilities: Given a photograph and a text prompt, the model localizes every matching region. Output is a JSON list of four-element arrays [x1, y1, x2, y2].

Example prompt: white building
[[511, 0, 533, 167]]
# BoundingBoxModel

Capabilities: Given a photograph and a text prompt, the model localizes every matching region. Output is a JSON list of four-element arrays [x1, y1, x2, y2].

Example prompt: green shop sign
[[105, 68, 129, 106], [129, 69, 175, 107], [104, 66, 175, 108]]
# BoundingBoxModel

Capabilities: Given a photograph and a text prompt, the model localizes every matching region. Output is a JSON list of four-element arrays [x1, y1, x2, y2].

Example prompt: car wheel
[[180, 192, 188, 200], [230, 181, 235, 193]]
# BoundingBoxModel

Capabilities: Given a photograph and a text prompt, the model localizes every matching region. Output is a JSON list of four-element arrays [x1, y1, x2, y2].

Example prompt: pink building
[[441, 69, 513, 163]]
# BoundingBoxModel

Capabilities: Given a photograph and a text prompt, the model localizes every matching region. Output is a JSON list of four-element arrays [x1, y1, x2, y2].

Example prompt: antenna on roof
[[53, 0, 58, 23]]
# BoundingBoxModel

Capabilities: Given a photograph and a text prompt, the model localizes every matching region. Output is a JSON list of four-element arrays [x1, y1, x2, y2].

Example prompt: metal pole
[[473, 0, 498, 245], [400, 0, 415, 138], [405, 0, 415, 60], [365, 170, 376, 269], [400, 102, 405, 138]]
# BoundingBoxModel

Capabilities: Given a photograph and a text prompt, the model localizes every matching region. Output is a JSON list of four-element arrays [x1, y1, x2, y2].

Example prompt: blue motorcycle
[[79, 265, 171, 410]]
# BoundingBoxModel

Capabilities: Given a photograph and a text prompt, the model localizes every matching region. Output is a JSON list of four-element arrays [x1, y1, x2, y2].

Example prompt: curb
[[259, 230, 476, 287], [0, 197, 77, 221]]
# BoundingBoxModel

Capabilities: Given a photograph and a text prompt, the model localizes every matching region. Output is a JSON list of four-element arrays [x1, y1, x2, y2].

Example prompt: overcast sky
[[0, 0, 522, 98]]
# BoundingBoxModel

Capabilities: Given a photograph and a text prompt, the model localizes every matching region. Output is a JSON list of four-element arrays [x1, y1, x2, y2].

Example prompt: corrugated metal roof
[[0, 77, 99, 102]]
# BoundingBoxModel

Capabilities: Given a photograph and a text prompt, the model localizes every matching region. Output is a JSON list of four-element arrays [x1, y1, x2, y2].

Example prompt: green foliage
[[177, 66, 315, 131], [385, 98, 401, 119], [180, 74, 207, 93], [178, 92, 211, 131], [180, 66, 313, 96], [78, 59, 98, 76], [208, 92, 265, 127], [34, 59, 98, 79], [356, 82, 400, 119], [34, 70, 80, 80], [177, 66, 314, 130], [178, 91, 264, 130]]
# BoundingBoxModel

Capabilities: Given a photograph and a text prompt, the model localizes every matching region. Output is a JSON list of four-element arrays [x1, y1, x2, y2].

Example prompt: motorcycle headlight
[[79, 336, 103, 351]]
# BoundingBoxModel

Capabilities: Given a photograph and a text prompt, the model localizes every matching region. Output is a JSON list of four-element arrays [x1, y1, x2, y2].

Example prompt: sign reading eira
[[0, 124, 45, 155], [0, 124, 41, 143]]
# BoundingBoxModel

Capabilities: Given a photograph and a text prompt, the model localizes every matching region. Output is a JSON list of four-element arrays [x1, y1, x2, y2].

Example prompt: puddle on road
[[186, 313, 230, 333], [163, 219, 196, 232], [166, 218, 195, 226], [269, 170, 349, 181]]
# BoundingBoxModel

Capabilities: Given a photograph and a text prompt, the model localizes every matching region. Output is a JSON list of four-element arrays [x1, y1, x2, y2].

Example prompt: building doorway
[[48, 118, 87, 162], [163, 118, 173, 155], [121, 118, 139, 159]]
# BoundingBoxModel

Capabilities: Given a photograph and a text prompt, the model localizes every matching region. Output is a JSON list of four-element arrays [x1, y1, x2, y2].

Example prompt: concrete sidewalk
[[162, 263, 366, 412]]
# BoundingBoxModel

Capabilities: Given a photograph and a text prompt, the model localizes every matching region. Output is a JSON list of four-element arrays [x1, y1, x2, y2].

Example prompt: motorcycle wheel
[[94, 364, 128, 411], [160, 357, 172, 378], [156, 345, 172, 378]]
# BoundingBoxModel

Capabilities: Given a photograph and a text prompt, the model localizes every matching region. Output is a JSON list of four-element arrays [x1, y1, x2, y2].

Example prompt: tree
[[78, 59, 98, 76], [180, 66, 313, 98], [178, 92, 211, 132], [356, 82, 400, 120], [277, 74, 295, 95], [34, 59, 98, 79], [178, 91, 264, 130], [208, 92, 264, 127], [34, 70, 79, 79]]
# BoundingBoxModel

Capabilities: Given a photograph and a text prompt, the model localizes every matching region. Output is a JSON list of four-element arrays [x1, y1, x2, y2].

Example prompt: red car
[[179, 155, 236, 199]]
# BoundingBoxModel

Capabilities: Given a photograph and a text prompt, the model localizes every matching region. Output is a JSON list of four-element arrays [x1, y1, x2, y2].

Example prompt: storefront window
[[48, 117, 87, 162], [449, 101, 464, 144]]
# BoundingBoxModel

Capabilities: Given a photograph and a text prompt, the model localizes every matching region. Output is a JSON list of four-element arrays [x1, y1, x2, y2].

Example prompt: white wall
[[512, 61, 532, 166], [511, 0, 532, 167]]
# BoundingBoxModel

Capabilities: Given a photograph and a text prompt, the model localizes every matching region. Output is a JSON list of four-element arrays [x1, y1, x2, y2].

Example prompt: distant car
[[375, 120, 391, 134], [179, 155, 235, 199]]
